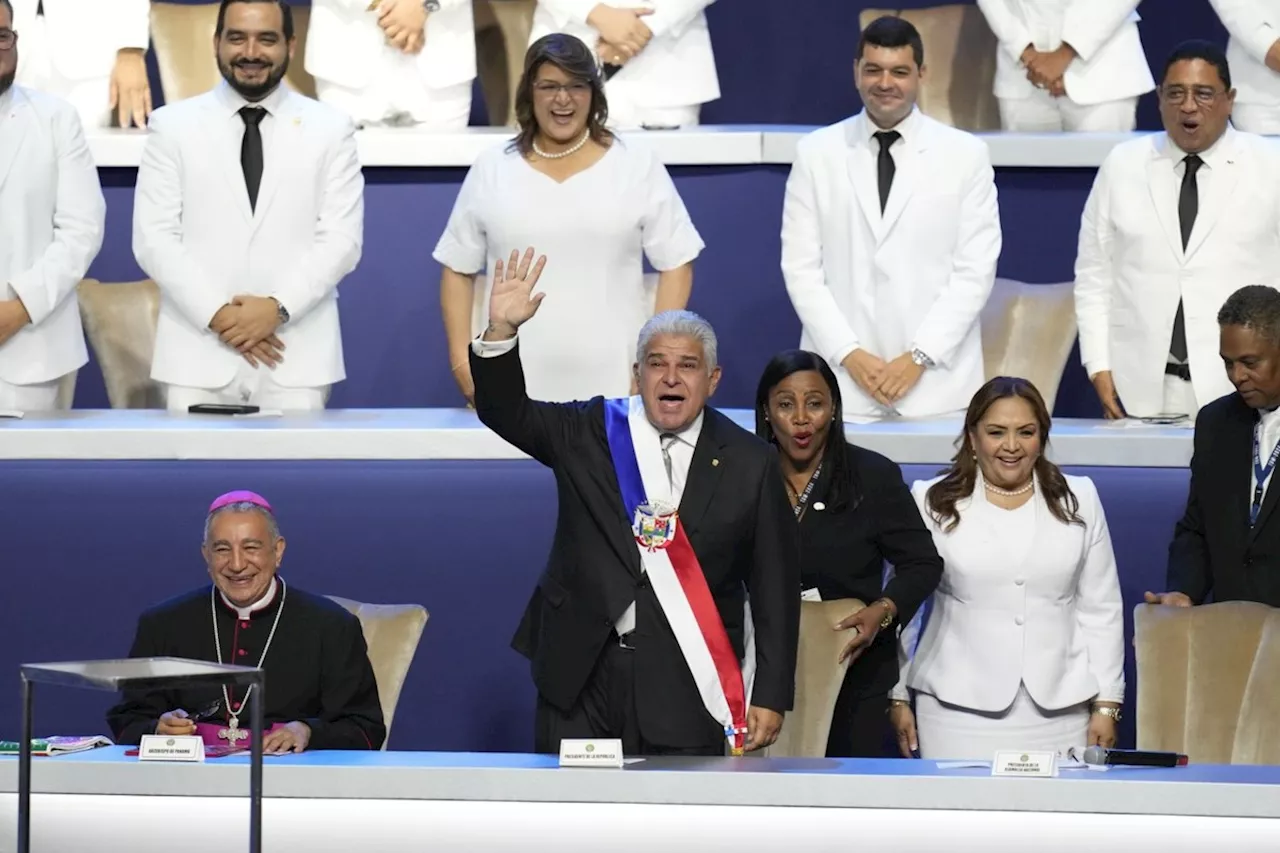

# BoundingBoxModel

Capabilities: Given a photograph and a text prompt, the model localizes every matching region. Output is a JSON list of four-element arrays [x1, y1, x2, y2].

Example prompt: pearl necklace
[[984, 479, 1034, 497], [532, 131, 590, 160]]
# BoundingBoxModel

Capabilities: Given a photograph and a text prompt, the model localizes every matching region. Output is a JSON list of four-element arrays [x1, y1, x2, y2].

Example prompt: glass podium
[[18, 657, 264, 853]]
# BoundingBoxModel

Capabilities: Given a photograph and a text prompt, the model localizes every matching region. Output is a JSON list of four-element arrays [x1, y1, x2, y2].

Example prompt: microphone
[[1082, 745, 1188, 768]]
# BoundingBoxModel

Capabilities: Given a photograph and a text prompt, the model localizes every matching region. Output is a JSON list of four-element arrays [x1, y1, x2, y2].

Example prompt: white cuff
[[471, 333, 517, 358]]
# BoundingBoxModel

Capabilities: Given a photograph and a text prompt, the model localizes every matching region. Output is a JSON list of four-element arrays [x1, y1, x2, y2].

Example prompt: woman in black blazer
[[755, 350, 943, 757]]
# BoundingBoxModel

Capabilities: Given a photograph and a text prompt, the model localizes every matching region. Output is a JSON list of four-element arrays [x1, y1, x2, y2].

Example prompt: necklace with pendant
[[210, 578, 287, 743]]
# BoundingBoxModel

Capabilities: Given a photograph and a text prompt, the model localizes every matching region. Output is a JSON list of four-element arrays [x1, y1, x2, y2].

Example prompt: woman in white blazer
[[889, 377, 1125, 760], [976, 0, 1154, 132], [530, 1, 718, 129]]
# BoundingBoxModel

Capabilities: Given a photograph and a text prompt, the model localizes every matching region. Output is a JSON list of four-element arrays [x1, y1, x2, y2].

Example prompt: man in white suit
[[0, 0, 105, 412], [1074, 41, 1280, 420], [306, 0, 476, 129], [1210, 0, 1280, 134], [134, 0, 364, 413], [10, 0, 151, 129], [781, 16, 1001, 420], [530, 1, 717, 129], [976, 0, 1154, 132]]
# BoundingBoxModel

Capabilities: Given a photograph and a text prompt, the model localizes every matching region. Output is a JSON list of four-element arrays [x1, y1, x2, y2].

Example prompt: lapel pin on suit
[[813, 502, 825, 511], [712, 459, 720, 467]]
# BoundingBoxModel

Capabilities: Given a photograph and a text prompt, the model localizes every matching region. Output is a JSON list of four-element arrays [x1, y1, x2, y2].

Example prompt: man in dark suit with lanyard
[[470, 248, 800, 755], [1149, 285, 1280, 608]]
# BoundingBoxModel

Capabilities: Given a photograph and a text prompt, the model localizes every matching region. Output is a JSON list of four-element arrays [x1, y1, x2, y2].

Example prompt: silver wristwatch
[[910, 348, 934, 368], [424, 0, 441, 11], [272, 298, 290, 325]]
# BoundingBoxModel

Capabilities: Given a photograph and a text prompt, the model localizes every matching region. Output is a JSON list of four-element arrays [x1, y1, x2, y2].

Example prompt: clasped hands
[[842, 348, 923, 410], [369, 0, 428, 54], [591, 5, 654, 67], [210, 295, 285, 369], [1021, 43, 1075, 97]]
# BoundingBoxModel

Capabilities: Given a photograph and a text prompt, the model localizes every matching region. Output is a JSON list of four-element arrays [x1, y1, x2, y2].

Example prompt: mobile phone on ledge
[[188, 404, 260, 416]]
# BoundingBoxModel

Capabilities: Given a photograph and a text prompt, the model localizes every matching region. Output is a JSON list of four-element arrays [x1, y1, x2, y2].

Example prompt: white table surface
[[0, 409, 1192, 466], [87, 125, 1148, 169]]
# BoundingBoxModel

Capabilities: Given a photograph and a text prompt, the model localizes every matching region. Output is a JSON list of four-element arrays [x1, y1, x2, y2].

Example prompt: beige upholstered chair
[[979, 278, 1077, 411], [474, 0, 536, 126], [327, 596, 429, 749], [764, 598, 863, 758], [77, 279, 164, 409], [859, 6, 999, 131], [1135, 602, 1280, 765], [150, 1, 318, 104]]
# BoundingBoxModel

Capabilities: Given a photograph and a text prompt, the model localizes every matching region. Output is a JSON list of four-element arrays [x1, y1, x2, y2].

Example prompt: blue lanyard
[[1251, 421, 1280, 526]]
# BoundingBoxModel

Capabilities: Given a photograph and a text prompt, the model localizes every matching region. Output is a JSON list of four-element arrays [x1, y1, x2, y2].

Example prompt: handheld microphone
[[1081, 745, 1188, 768]]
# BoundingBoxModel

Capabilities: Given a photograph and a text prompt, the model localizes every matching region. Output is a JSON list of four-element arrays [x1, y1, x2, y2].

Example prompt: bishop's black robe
[[106, 582, 386, 750]]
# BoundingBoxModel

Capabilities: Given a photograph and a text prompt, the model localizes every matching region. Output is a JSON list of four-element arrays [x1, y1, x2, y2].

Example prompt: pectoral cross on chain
[[218, 717, 249, 744]]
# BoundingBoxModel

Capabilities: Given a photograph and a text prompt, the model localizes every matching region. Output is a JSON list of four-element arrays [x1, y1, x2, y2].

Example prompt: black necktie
[[36, 1, 43, 15], [874, 130, 901, 213], [1172, 154, 1203, 363], [239, 106, 267, 212]]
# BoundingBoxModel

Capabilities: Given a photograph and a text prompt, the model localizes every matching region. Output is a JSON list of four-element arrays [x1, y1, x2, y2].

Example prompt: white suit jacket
[[1211, 0, 1280, 106], [892, 474, 1125, 713], [133, 83, 364, 390], [531, 0, 719, 109], [1074, 128, 1280, 416], [10, 0, 150, 81], [780, 109, 1001, 418], [977, 0, 1153, 105], [0, 86, 105, 385], [306, 0, 476, 91]]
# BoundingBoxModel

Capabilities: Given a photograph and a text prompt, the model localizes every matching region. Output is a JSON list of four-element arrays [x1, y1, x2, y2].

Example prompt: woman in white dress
[[435, 34, 704, 403], [889, 377, 1125, 760]]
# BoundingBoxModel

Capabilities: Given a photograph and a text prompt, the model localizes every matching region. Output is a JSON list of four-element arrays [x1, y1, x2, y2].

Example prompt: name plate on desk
[[138, 735, 205, 762], [559, 738, 624, 768], [992, 750, 1057, 777]]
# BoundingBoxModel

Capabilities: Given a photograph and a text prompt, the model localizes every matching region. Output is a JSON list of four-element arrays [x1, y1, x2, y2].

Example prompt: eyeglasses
[[0, 29, 16, 51], [532, 81, 591, 99], [1160, 86, 1224, 107]]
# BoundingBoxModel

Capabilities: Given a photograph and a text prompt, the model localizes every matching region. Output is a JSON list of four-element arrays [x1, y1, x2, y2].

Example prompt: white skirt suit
[[892, 472, 1125, 760]]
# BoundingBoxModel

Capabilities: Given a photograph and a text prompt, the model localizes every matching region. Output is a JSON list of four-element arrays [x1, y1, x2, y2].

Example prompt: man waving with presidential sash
[[471, 248, 800, 756]]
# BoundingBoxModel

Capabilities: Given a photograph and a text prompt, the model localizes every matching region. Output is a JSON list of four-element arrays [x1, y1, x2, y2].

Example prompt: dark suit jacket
[[472, 343, 801, 747], [1169, 393, 1280, 607], [798, 442, 944, 697]]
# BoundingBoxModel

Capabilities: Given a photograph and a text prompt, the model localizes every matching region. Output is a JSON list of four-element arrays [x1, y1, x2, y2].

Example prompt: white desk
[[87, 125, 1148, 169], [1, 750, 1276, 852], [0, 409, 1193, 466]]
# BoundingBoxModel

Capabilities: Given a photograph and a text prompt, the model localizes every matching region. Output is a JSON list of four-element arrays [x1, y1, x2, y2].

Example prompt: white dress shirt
[[1251, 406, 1280, 512], [471, 334, 701, 633]]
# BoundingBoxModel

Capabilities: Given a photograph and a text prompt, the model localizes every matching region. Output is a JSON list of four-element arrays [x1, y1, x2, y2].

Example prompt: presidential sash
[[604, 398, 756, 754]]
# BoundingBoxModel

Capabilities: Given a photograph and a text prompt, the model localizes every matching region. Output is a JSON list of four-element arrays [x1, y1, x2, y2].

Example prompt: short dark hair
[[510, 34, 612, 157], [1162, 40, 1231, 91], [1218, 286, 1280, 345], [857, 15, 924, 68], [216, 0, 294, 42]]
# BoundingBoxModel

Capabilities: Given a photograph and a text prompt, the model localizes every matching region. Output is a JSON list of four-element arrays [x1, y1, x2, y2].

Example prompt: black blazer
[[1169, 393, 1280, 607], [797, 442, 943, 695], [472, 344, 801, 747]]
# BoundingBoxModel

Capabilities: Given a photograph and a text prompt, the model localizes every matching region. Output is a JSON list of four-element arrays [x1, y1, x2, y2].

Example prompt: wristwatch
[[272, 298, 290, 325], [1092, 705, 1121, 721], [910, 348, 934, 368], [873, 598, 895, 630], [425, 0, 441, 11]]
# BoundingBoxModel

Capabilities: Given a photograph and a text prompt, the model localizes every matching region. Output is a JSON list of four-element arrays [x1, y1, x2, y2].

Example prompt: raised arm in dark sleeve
[[304, 613, 386, 750], [745, 451, 802, 713], [1168, 413, 1214, 604], [873, 458, 944, 625], [105, 614, 178, 744], [470, 340, 594, 467]]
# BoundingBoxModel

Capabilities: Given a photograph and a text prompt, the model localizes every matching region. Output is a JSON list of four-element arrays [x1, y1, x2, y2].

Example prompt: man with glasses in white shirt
[[1074, 41, 1280, 420]]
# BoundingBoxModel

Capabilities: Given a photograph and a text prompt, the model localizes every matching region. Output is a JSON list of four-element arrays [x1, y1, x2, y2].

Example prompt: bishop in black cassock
[[106, 491, 385, 752]]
